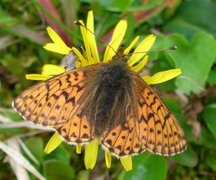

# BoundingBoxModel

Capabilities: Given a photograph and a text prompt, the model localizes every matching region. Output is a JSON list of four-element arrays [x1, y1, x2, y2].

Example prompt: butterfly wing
[[13, 66, 98, 144], [101, 114, 146, 157], [101, 74, 187, 157], [136, 80, 187, 156]]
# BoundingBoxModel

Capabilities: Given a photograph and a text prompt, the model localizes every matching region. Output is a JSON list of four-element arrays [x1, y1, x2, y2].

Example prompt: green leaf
[[25, 137, 44, 163], [156, 32, 216, 95], [198, 128, 216, 149], [150, 53, 177, 92], [0, 54, 25, 76], [171, 145, 198, 167], [77, 170, 90, 180], [206, 154, 216, 171], [124, 13, 135, 46], [45, 144, 70, 164], [96, 0, 163, 12], [96, 13, 121, 37], [43, 160, 75, 180], [114, 0, 135, 11], [118, 152, 167, 180], [208, 70, 216, 85], [164, 0, 216, 39], [203, 104, 216, 139], [163, 98, 181, 114], [0, 7, 16, 26]]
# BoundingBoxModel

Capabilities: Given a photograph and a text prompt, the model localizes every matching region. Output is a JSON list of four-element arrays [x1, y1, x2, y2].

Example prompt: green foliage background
[[0, 0, 216, 179]]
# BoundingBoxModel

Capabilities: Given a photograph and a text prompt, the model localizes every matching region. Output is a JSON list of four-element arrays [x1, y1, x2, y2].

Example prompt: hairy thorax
[[80, 58, 139, 136]]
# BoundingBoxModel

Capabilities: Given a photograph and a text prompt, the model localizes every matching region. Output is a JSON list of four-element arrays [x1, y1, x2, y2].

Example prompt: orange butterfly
[[13, 53, 186, 157]]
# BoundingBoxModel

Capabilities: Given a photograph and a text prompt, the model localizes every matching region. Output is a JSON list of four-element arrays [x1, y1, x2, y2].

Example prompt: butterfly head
[[99, 58, 131, 88]]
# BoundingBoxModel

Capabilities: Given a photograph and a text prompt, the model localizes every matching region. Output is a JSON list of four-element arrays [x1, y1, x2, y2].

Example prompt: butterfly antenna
[[126, 46, 177, 56], [75, 21, 119, 56]]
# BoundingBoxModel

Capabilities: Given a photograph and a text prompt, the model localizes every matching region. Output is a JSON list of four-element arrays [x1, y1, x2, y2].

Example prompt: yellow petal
[[105, 151, 112, 168], [45, 27, 72, 54], [76, 144, 82, 154], [120, 156, 132, 171], [25, 64, 64, 81], [42, 64, 65, 75], [46, 27, 69, 47], [142, 68, 182, 85], [124, 36, 140, 55], [131, 55, 148, 72], [72, 47, 88, 67], [43, 43, 72, 55], [44, 132, 63, 154], [84, 139, 99, 169], [25, 74, 52, 81], [127, 34, 156, 67], [86, 11, 100, 63], [78, 20, 93, 65], [103, 20, 127, 62]]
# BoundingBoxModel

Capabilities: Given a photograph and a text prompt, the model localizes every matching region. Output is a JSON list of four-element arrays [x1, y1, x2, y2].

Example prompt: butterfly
[[12, 52, 187, 157]]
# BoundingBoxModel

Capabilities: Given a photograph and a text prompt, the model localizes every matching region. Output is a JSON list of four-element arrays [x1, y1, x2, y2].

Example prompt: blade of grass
[[0, 121, 53, 130], [32, 0, 81, 44], [0, 35, 18, 50], [60, 0, 77, 31], [5, 24, 48, 45], [17, 138, 39, 164], [5, 138, 30, 180], [0, 140, 45, 180], [0, 114, 12, 123], [37, 0, 72, 46]]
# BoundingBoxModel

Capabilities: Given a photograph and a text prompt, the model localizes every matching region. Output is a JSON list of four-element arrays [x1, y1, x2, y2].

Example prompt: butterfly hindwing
[[136, 81, 187, 156], [56, 114, 93, 144], [101, 114, 145, 157]]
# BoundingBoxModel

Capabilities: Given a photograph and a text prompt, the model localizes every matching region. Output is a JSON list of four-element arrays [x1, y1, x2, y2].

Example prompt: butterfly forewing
[[136, 80, 187, 156], [13, 66, 98, 144]]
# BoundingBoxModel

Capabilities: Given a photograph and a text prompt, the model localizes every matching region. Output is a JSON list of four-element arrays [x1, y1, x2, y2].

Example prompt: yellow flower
[[26, 10, 181, 171]]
